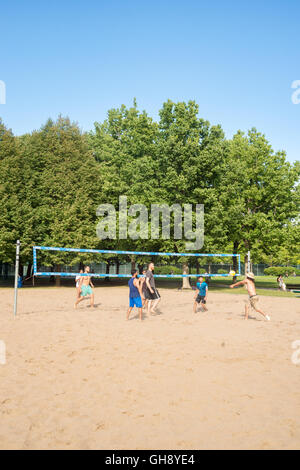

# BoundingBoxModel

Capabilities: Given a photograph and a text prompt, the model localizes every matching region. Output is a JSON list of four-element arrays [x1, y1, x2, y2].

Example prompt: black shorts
[[196, 294, 206, 304], [145, 287, 160, 300]]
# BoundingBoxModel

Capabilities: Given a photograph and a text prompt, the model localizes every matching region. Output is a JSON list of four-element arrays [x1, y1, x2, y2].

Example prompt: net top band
[[33, 246, 240, 258]]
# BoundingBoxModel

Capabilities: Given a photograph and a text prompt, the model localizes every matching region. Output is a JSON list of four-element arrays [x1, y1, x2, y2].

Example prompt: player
[[74, 265, 95, 308], [145, 262, 161, 315], [126, 269, 144, 321], [193, 276, 208, 313], [75, 269, 84, 300], [230, 272, 270, 321], [140, 269, 148, 310]]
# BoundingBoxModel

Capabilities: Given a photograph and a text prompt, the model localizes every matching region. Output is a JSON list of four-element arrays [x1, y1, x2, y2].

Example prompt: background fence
[[1, 261, 300, 280]]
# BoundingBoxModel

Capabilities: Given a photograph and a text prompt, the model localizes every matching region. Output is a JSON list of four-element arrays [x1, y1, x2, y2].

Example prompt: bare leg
[[76, 287, 81, 300], [202, 302, 208, 312], [147, 300, 152, 315], [151, 298, 161, 313], [255, 306, 270, 321], [75, 296, 85, 308], [138, 307, 142, 321], [245, 304, 249, 320], [126, 307, 133, 320], [90, 293, 95, 307], [193, 301, 198, 313]]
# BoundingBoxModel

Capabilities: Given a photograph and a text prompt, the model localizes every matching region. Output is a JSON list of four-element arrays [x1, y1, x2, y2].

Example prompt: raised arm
[[230, 280, 246, 289]]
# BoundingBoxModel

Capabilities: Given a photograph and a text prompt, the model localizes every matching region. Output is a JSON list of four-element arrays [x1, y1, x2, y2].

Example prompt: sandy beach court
[[0, 286, 299, 450]]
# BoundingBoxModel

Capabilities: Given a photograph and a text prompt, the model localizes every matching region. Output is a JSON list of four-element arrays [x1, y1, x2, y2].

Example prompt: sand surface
[[0, 286, 299, 450]]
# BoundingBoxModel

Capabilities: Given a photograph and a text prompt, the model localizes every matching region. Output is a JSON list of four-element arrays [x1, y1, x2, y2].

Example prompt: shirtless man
[[74, 265, 95, 308], [230, 272, 270, 321]]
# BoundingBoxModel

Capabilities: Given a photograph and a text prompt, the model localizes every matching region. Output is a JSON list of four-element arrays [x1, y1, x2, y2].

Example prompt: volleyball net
[[33, 246, 241, 278]]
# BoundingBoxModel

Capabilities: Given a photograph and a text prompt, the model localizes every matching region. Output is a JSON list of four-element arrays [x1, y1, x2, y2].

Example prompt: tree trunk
[[233, 241, 239, 272], [138, 264, 143, 275], [4, 263, 8, 280], [131, 256, 136, 272], [26, 263, 32, 278], [55, 264, 61, 287], [244, 254, 248, 276], [105, 261, 110, 282], [19, 263, 23, 277], [182, 263, 191, 289]]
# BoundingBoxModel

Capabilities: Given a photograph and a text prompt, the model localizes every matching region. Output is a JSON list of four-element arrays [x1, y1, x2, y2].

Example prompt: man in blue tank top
[[126, 269, 144, 321]]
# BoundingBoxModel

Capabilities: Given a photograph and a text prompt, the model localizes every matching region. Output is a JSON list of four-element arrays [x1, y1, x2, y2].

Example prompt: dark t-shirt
[[146, 269, 155, 288], [141, 277, 148, 294]]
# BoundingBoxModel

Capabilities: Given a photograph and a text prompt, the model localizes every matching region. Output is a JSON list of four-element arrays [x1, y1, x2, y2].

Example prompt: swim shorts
[[145, 287, 160, 300], [195, 294, 206, 304], [129, 296, 143, 308], [81, 285, 93, 297], [248, 295, 259, 308]]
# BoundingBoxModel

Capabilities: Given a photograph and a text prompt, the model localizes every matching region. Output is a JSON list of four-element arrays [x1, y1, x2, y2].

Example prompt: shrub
[[218, 269, 228, 275], [264, 266, 298, 276], [154, 265, 182, 275]]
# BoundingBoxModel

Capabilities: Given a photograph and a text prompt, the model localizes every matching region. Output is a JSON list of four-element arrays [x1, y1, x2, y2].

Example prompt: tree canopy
[[0, 101, 299, 273]]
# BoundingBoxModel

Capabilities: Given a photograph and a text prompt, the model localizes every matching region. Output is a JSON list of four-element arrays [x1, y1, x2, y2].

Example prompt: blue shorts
[[129, 296, 143, 308]]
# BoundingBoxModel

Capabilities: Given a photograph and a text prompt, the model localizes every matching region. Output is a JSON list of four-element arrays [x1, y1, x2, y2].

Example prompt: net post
[[32, 246, 37, 287], [13, 240, 21, 317]]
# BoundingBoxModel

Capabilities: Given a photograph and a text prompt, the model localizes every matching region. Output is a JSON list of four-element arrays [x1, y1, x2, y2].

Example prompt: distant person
[[74, 266, 95, 308], [145, 262, 161, 315], [230, 272, 270, 321], [126, 270, 143, 321], [277, 274, 286, 292], [193, 276, 208, 313], [17, 274, 23, 288]]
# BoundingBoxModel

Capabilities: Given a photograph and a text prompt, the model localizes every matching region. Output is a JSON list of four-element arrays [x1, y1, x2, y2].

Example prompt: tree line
[[0, 99, 299, 277]]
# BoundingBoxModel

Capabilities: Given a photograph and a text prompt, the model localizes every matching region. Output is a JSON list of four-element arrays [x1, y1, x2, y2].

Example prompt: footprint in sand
[[95, 423, 105, 431]]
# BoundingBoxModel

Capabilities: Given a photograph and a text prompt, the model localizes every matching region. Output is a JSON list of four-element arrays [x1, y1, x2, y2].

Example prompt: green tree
[[218, 129, 300, 270]]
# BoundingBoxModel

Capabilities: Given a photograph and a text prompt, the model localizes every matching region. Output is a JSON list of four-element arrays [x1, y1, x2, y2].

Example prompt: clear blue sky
[[1, 0, 299, 162]]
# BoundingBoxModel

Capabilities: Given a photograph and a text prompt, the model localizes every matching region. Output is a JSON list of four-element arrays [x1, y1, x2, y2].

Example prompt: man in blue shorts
[[193, 276, 208, 313], [126, 269, 144, 321]]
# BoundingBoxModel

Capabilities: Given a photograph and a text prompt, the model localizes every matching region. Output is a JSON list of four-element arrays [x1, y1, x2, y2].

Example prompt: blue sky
[[1, 0, 299, 162]]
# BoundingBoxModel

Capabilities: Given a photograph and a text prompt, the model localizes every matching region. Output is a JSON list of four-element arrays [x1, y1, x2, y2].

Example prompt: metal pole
[[247, 250, 251, 273], [13, 240, 20, 317], [238, 254, 241, 277]]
